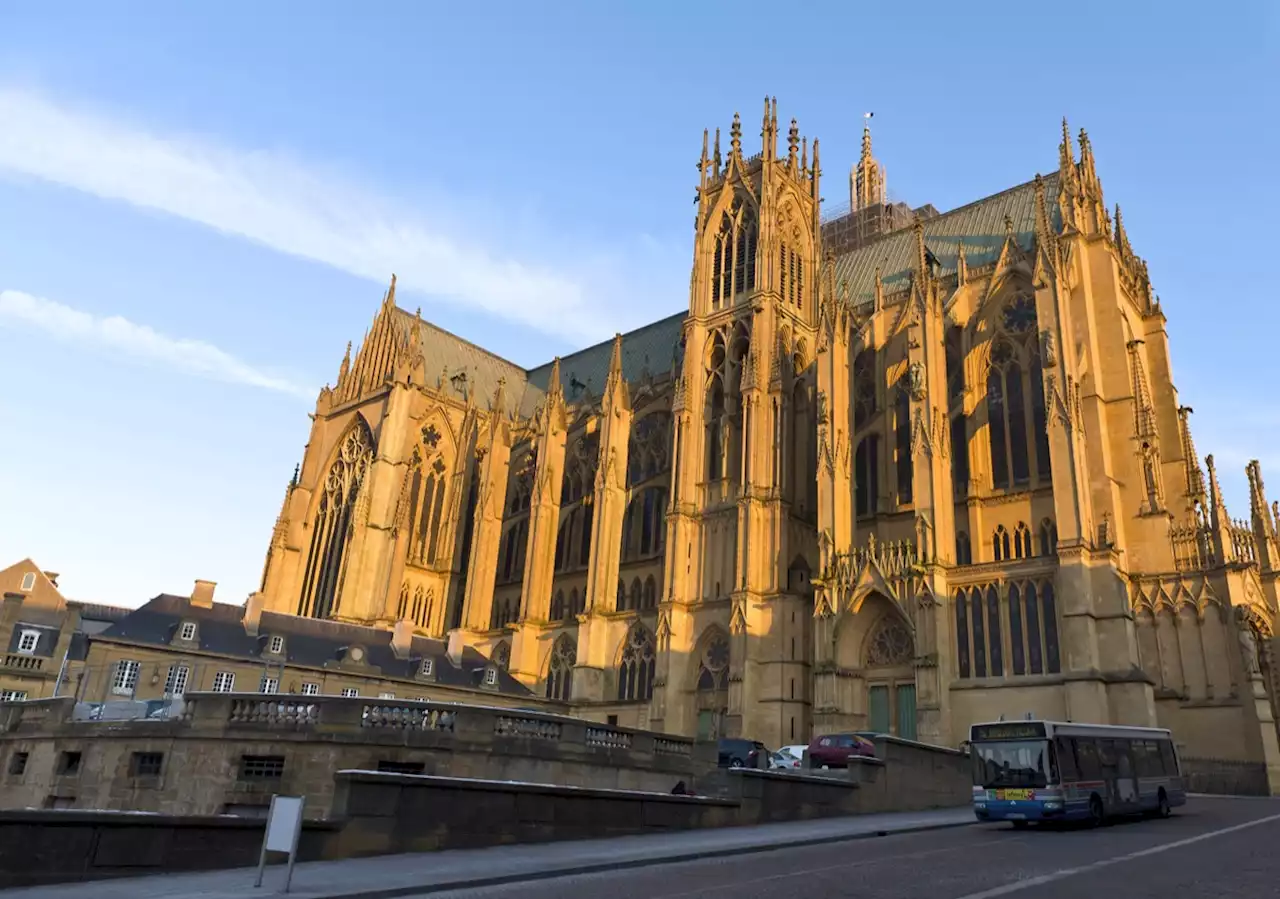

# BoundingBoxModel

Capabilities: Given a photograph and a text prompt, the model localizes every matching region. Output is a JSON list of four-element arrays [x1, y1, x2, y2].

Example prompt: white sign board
[[255, 794, 305, 892], [265, 796, 304, 852]]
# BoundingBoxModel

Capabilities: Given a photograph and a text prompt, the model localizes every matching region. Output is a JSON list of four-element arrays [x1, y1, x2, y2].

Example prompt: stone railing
[[226, 697, 321, 726], [2, 654, 45, 672], [1229, 521, 1257, 564], [1170, 522, 1214, 571]]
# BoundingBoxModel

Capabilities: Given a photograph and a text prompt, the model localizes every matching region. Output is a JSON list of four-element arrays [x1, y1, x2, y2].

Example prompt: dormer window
[[484, 667, 498, 687], [16, 630, 39, 655], [179, 622, 197, 642], [268, 635, 285, 655], [19, 573, 35, 592], [419, 659, 434, 677]]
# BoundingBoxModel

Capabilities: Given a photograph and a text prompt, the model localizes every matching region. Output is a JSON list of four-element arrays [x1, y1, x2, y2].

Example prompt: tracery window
[[1007, 580, 1061, 675], [551, 589, 566, 621], [955, 531, 972, 566], [895, 385, 913, 505], [490, 595, 519, 630], [865, 616, 913, 667], [405, 442, 450, 569], [696, 631, 730, 693], [986, 296, 1051, 490], [955, 580, 1060, 679], [621, 487, 667, 561], [299, 424, 374, 619], [545, 635, 576, 701], [628, 414, 671, 487], [855, 435, 880, 518], [946, 328, 970, 501], [779, 242, 804, 309], [711, 201, 757, 308], [852, 349, 877, 431], [498, 520, 529, 584], [992, 525, 1011, 562], [617, 625, 656, 701], [562, 433, 599, 505]]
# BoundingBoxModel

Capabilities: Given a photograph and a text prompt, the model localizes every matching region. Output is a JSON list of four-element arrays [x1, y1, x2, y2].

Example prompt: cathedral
[[255, 100, 1280, 790]]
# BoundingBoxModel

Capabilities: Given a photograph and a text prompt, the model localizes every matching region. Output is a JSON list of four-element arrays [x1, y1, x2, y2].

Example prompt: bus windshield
[[971, 739, 1053, 788]]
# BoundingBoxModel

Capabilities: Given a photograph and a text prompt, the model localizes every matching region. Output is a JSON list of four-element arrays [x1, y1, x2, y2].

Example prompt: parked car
[[807, 733, 876, 768], [770, 744, 807, 769], [718, 737, 768, 769]]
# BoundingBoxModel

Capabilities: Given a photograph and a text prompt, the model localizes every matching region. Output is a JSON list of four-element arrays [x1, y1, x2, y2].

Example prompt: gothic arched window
[[551, 589, 565, 621], [621, 487, 667, 561], [987, 296, 1050, 490], [895, 385, 913, 505], [956, 531, 972, 566], [617, 625, 656, 701], [1007, 579, 1062, 676], [955, 590, 971, 678], [498, 519, 529, 584], [852, 349, 877, 431], [696, 631, 730, 693], [711, 203, 757, 308], [643, 575, 657, 610], [545, 635, 575, 701], [855, 435, 880, 518], [628, 414, 672, 487], [1014, 522, 1033, 559], [992, 525, 1011, 562], [569, 587, 581, 617], [1039, 519, 1057, 556], [629, 577, 643, 611], [299, 424, 374, 620]]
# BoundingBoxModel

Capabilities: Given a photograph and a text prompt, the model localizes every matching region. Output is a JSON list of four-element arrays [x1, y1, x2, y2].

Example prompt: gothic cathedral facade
[[256, 100, 1280, 790]]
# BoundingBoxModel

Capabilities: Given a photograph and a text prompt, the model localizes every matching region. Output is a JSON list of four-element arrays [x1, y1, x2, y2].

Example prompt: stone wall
[[1181, 756, 1270, 797], [0, 809, 336, 889], [0, 694, 709, 817]]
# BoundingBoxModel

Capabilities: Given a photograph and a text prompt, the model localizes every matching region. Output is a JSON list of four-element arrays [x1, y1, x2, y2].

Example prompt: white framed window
[[0, 690, 28, 702], [178, 622, 197, 641], [268, 635, 285, 654], [19, 573, 35, 592], [112, 660, 141, 696], [484, 667, 498, 686], [419, 659, 434, 677], [340, 687, 359, 698], [212, 671, 236, 693], [260, 676, 279, 694], [378, 692, 395, 700], [16, 630, 40, 655], [301, 682, 319, 696], [164, 665, 190, 696]]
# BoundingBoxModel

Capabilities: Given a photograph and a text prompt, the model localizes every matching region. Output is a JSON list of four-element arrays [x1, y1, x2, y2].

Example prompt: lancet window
[[955, 531, 972, 565], [298, 424, 374, 620], [621, 486, 667, 562], [1039, 519, 1057, 556], [617, 625, 657, 701], [945, 328, 969, 500], [779, 243, 804, 309], [498, 448, 536, 585], [894, 384, 913, 505], [711, 200, 757, 309], [545, 635, 576, 702], [405, 435, 450, 568], [628, 414, 671, 487], [986, 296, 1051, 491], [852, 349, 877, 431], [855, 435, 880, 518], [955, 580, 1060, 679]]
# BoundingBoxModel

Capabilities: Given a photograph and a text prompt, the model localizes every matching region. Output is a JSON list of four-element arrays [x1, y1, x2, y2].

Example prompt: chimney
[[446, 629, 466, 667], [242, 592, 265, 637], [391, 619, 414, 660], [190, 580, 217, 608], [42, 572, 59, 587]]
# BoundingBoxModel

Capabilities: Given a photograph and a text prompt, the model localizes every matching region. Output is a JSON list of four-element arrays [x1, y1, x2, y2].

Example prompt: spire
[[1059, 117, 1075, 175], [1114, 204, 1134, 259], [760, 95, 773, 159], [1177, 406, 1206, 507], [1034, 173, 1053, 243], [384, 273, 397, 308], [713, 127, 722, 171], [854, 113, 885, 210], [873, 266, 884, 310], [913, 214, 928, 282], [290, 463, 300, 488], [548, 356, 563, 401], [1247, 460, 1274, 540], [490, 375, 507, 418], [338, 341, 352, 384], [603, 332, 629, 410], [956, 239, 967, 286], [1078, 127, 1101, 199], [699, 128, 709, 184], [787, 117, 799, 170], [730, 112, 742, 157], [1207, 454, 1232, 528], [801, 137, 808, 176], [810, 137, 821, 203]]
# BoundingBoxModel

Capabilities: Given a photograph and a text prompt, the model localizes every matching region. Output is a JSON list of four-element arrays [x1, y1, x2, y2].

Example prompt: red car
[[807, 733, 876, 768]]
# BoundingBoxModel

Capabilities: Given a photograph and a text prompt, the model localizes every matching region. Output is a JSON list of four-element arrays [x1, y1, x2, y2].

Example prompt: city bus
[[967, 719, 1187, 827]]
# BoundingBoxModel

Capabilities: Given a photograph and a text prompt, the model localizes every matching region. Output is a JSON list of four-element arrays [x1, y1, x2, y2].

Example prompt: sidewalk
[[6, 806, 974, 899]]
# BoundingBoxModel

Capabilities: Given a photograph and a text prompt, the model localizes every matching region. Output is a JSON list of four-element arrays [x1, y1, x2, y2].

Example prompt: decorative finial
[[713, 127, 722, 170], [290, 464, 299, 487], [1004, 214, 1015, 239], [385, 273, 397, 306], [730, 112, 742, 155], [787, 117, 800, 165]]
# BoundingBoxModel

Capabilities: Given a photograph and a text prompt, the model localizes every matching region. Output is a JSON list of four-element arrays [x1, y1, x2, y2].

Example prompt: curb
[[317, 817, 976, 899]]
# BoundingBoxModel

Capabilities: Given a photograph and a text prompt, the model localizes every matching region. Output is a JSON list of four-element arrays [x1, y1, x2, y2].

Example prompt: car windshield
[[971, 740, 1053, 788]]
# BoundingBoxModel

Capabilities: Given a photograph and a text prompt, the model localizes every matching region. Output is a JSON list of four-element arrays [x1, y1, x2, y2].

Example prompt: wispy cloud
[[0, 87, 642, 342], [0, 289, 316, 400]]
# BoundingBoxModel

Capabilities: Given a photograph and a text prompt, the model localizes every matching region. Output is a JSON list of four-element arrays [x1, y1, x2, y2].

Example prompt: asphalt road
[[427, 795, 1280, 899]]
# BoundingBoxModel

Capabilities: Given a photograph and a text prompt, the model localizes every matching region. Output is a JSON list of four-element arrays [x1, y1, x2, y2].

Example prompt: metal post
[[283, 804, 302, 894]]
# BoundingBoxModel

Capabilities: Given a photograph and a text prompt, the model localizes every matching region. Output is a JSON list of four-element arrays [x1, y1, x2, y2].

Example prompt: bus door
[[1101, 738, 1139, 808]]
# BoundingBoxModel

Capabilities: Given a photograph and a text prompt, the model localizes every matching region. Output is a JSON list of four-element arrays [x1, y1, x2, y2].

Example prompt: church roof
[[527, 311, 686, 401], [832, 172, 1060, 305]]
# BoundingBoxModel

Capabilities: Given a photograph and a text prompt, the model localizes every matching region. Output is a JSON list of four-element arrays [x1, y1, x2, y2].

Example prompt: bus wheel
[[1088, 796, 1105, 828], [1157, 789, 1171, 818]]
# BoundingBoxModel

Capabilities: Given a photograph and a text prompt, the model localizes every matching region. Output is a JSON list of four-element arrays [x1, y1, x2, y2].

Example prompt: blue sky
[[0, 2, 1276, 608]]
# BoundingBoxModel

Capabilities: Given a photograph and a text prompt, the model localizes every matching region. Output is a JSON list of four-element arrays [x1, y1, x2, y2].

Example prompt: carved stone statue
[[908, 361, 926, 400], [1238, 619, 1261, 677], [1041, 329, 1058, 368], [1098, 512, 1113, 548]]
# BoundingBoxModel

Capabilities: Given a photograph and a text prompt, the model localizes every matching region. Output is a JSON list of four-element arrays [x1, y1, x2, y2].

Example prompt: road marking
[[950, 812, 1280, 899], [650, 838, 1021, 899]]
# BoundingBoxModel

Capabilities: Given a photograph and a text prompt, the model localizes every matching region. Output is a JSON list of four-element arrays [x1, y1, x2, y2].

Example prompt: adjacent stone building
[[253, 101, 1280, 790]]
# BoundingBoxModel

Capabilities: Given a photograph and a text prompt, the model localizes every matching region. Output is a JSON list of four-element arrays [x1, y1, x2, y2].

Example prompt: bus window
[[1139, 740, 1164, 777], [1075, 738, 1102, 780], [1098, 739, 1118, 769], [1158, 740, 1178, 776], [1054, 736, 1079, 781]]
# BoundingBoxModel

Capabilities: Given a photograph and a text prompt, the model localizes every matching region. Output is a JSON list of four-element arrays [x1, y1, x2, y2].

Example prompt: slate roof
[[96, 594, 532, 696], [832, 173, 1060, 306]]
